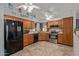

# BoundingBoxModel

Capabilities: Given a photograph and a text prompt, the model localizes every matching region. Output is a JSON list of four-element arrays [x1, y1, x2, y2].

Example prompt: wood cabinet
[[57, 17, 73, 46], [48, 20, 58, 28], [63, 17, 73, 46], [4, 15, 14, 20], [39, 32, 49, 41], [48, 19, 63, 28], [31, 21, 35, 29], [23, 34, 33, 47], [58, 19, 63, 28], [23, 20, 35, 30], [57, 34, 64, 44], [23, 20, 31, 29], [4, 15, 23, 22]]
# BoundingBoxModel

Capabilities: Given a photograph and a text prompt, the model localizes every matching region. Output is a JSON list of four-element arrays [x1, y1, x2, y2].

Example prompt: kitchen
[[0, 3, 78, 56], [4, 15, 73, 56]]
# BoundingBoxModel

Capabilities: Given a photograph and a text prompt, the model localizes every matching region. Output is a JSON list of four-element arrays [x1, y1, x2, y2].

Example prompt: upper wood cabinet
[[48, 19, 63, 28], [4, 15, 16, 20], [48, 20, 59, 28], [4, 15, 23, 22], [4, 15, 35, 30], [58, 19, 63, 28], [23, 20, 31, 29], [31, 21, 35, 29], [23, 20, 35, 29]]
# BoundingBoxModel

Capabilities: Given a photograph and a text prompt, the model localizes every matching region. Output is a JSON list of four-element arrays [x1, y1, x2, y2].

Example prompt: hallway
[[11, 41, 74, 56]]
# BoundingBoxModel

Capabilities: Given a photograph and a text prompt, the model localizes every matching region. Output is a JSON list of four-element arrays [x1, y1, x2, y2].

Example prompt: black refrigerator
[[4, 20, 23, 56]]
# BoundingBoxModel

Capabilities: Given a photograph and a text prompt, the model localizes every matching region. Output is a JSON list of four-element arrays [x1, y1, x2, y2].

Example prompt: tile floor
[[11, 41, 74, 56]]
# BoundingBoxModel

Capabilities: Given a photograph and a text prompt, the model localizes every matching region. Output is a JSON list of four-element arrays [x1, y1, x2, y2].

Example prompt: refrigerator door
[[16, 21, 23, 50], [5, 20, 17, 55], [4, 24, 9, 55]]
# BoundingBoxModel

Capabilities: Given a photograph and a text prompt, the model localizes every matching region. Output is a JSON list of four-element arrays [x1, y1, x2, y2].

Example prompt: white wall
[[73, 11, 79, 55], [0, 4, 5, 56]]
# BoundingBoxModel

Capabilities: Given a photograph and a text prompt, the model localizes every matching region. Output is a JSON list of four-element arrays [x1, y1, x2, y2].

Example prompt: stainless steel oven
[[49, 31, 58, 43]]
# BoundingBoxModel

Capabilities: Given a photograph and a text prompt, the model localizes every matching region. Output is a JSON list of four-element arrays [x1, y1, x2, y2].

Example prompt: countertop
[[24, 31, 50, 35], [24, 31, 63, 35], [39, 31, 49, 33]]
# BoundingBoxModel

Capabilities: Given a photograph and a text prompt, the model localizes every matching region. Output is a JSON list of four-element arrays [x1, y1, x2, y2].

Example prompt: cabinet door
[[28, 34, 33, 44], [23, 20, 27, 29], [39, 33, 43, 40], [39, 33, 49, 41], [16, 18, 23, 22], [31, 21, 35, 29], [48, 20, 58, 28], [58, 19, 63, 28], [57, 34, 64, 44], [45, 33, 49, 41], [23, 34, 29, 46], [23, 20, 32, 29], [63, 17, 73, 46], [4, 15, 14, 20], [23, 34, 33, 47]]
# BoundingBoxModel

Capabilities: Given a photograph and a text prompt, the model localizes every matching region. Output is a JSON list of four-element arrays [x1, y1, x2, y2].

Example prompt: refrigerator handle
[[6, 25, 8, 41]]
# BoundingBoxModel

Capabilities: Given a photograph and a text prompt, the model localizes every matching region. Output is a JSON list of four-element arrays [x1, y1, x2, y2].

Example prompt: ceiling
[[5, 3, 79, 22]]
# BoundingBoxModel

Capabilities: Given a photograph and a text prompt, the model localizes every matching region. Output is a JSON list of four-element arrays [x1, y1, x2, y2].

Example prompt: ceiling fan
[[45, 13, 54, 20], [16, 3, 40, 13], [43, 8, 58, 20]]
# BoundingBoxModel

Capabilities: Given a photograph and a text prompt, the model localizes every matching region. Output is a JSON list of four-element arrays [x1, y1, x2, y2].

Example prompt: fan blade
[[16, 5, 24, 8], [32, 5, 40, 9], [16, 5, 28, 10]]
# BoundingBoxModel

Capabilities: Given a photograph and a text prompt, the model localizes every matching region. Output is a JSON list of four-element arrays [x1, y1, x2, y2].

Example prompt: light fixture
[[16, 3, 41, 20], [43, 8, 59, 20], [45, 13, 54, 20], [44, 12, 55, 20], [16, 3, 40, 13]]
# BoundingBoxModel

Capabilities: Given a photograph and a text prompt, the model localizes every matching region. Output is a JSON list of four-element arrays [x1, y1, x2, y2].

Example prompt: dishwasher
[[33, 33, 38, 43]]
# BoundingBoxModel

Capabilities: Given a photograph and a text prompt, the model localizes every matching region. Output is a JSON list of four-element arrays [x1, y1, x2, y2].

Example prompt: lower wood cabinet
[[39, 32, 49, 41], [23, 34, 33, 47], [57, 34, 64, 44]]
